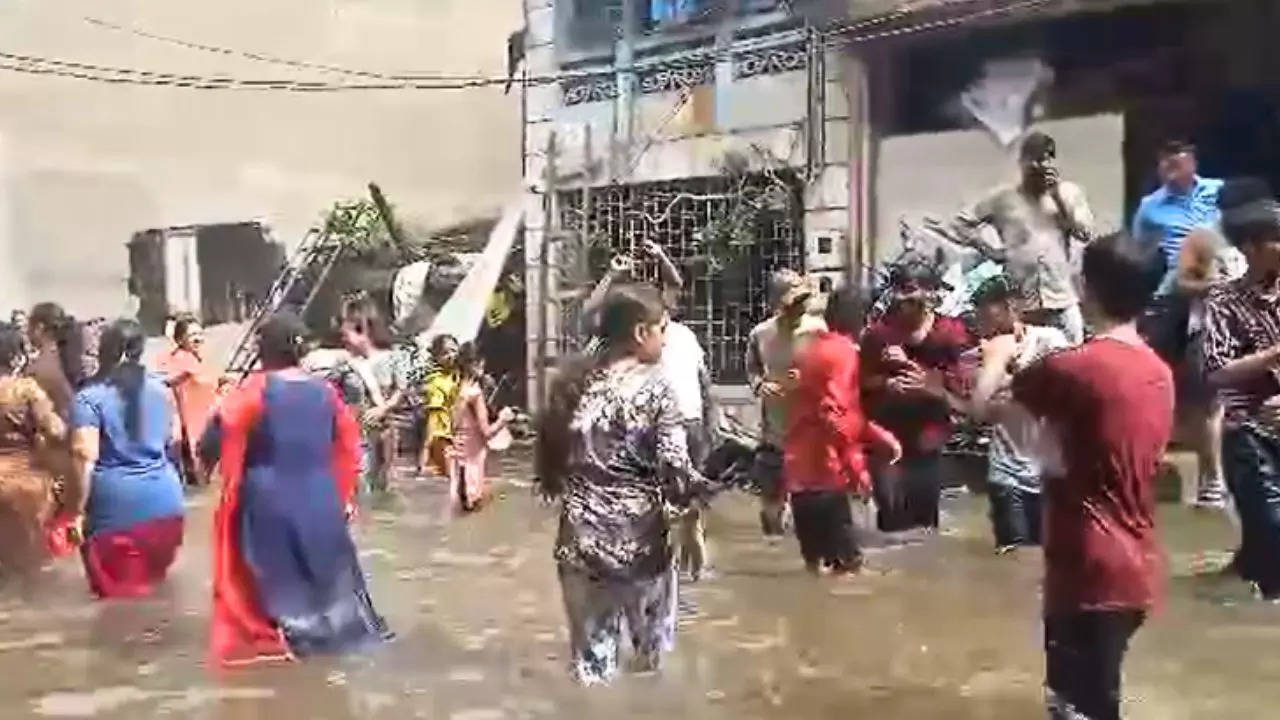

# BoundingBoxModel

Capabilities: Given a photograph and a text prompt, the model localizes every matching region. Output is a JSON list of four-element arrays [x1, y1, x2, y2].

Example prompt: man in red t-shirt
[[993, 233, 1173, 720], [785, 286, 900, 574]]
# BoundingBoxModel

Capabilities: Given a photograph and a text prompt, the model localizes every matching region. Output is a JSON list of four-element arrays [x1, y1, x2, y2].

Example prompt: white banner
[[419, 201, 523, 347]]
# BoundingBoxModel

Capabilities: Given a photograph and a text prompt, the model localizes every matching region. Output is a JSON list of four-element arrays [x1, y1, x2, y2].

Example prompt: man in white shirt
[[932, 132, 1096, 345], [965, 275, 1069, 553], [661, 318, 716, 581], [746, 270, 826, 537]]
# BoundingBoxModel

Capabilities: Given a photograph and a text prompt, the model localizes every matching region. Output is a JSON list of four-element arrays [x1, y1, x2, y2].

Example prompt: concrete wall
[[0, 0, 523, 317]]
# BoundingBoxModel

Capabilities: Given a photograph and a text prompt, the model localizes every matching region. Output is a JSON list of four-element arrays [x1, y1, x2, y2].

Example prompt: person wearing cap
[[1201, 178, 1280, 601], [963, 275, 1070, 552], [746, 269, 826, 537], [860, 256, 973, 532], [932, 131, 1095, 345]]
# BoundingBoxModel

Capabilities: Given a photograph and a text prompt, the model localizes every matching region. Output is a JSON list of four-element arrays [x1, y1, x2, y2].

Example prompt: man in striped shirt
[[1200, 179, 1280, 600]]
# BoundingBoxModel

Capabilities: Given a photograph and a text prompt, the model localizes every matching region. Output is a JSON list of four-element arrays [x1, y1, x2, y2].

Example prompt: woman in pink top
[[450, 343, 513, 512]]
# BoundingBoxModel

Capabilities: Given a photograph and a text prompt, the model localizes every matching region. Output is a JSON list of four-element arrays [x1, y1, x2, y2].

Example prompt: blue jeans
[[988, 483, 1042, 548]]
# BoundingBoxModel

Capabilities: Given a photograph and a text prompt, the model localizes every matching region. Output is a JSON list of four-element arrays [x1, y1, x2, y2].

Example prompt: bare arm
[[70, 427, 99, 516], [644, 240, 684, 290]]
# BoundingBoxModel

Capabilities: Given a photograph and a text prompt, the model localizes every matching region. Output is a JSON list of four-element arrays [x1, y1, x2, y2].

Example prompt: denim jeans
[[988, 483, 1042, 548]]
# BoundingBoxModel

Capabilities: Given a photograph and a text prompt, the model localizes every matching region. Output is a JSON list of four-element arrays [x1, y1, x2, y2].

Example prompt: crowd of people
[[0, 129, 1278, 718], [529, 133, 1280, 720], [0, 290, 522, 667]]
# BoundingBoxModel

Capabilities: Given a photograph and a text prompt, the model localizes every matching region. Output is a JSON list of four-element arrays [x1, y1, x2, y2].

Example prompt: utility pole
[[536, 130, 560, 415]]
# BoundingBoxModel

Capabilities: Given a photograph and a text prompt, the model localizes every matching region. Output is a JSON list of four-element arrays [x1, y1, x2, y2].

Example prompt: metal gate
[[556, 172, 805, 384]]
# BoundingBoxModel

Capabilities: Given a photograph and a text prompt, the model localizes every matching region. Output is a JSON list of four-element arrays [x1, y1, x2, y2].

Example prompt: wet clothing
[[785, 330, 896, 498], [550, 361, 718, 684], [1044, 610, 1145, 720], [989, 483, 1042, 548], [71, 373, 186, 598], [791, 490, 860, 571], [558, 565, 677, 686], [746, 314, 827, 447], [159, 347, 219, 484], [72, 375, 185, 539], [1201, 278, 1280, 426], [1132, 175, 1224, 272], [862, 315, 972, 532], [1221, 424, 1280, 596], [422, 368, 459, 476], [951, 182, 1096, 313], [203, 370, 390, 667], [0, 376, 66, 572], [861, 316, 972, 457], [984, 326, 1071, 495], [81, 515, 184, 599], [450, 380, 493, 511], [1013, 337, 1173, 616], [553, 363, 711, 581]]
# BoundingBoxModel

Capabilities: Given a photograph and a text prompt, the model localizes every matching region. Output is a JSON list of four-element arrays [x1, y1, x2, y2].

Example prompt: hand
[[782, 369, 801, 392], [362, 406, 388, 426], [882, 345, 908, 364], [497, 407, 515, 423], [759, 381, 785, 398], [609, 254, 635, 277], [70, 514, 85, 544], [883, 436, 903, 466], [1041, 166, 1061, 190], [887, 368, 926, 395]]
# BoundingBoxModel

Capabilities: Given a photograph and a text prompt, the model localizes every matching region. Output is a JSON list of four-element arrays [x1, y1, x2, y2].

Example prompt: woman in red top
[[860, 258, 973, 532], [786, 286, 900, 574]]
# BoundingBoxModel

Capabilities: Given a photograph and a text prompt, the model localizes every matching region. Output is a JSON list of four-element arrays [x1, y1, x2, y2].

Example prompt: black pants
[[791, 490, 860, 571], [1222, 423, 1280, 597], [1044, 611, 1145, 720], [988, 484, 1042, 548], [873, 452, 942, 532]]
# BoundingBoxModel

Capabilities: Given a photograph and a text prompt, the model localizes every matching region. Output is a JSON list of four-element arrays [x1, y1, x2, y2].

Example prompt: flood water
[[2, 451, 1278, 719]]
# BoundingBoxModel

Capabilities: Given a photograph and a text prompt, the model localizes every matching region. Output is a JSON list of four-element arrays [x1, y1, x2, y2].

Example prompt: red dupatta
[[209, 370, 361, 668]]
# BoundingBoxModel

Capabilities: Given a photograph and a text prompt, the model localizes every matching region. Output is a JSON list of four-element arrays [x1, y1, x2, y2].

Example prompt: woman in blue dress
[[202, 312, 391, 667]]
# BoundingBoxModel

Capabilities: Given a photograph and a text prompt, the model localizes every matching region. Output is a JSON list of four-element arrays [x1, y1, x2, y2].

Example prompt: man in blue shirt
[[1132, 140, 1230, 511], [1132, 141, 1224, 285]]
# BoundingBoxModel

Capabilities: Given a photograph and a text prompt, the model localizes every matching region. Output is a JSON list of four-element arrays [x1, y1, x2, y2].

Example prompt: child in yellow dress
[[419, 335, 460, 477]]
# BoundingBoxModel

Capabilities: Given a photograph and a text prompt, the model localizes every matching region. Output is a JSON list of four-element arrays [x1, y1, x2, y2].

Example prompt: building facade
[[521, 0, 859, 410]]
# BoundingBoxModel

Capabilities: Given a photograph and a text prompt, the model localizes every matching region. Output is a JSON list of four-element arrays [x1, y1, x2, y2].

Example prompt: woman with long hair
[[160, 315, 220, 485], [201, 312, 390, 667], [69, 318, 186, 598], [28, 302, 85, 419], [450, 342, 512, 512], [0, 323, 67, 574], [537, 284, 718, 685]]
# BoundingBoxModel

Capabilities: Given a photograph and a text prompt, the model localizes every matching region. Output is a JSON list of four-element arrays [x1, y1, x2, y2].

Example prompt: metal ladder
[[223, 224, 351, 377]]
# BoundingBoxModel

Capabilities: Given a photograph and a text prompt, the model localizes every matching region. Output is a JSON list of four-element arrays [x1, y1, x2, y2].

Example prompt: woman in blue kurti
[[201, 312, 390, 667], [69, 319, 185, 598]]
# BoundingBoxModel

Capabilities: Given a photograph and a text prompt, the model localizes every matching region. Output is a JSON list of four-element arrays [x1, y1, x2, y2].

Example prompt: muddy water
[[1, 453, 1278, 719]]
